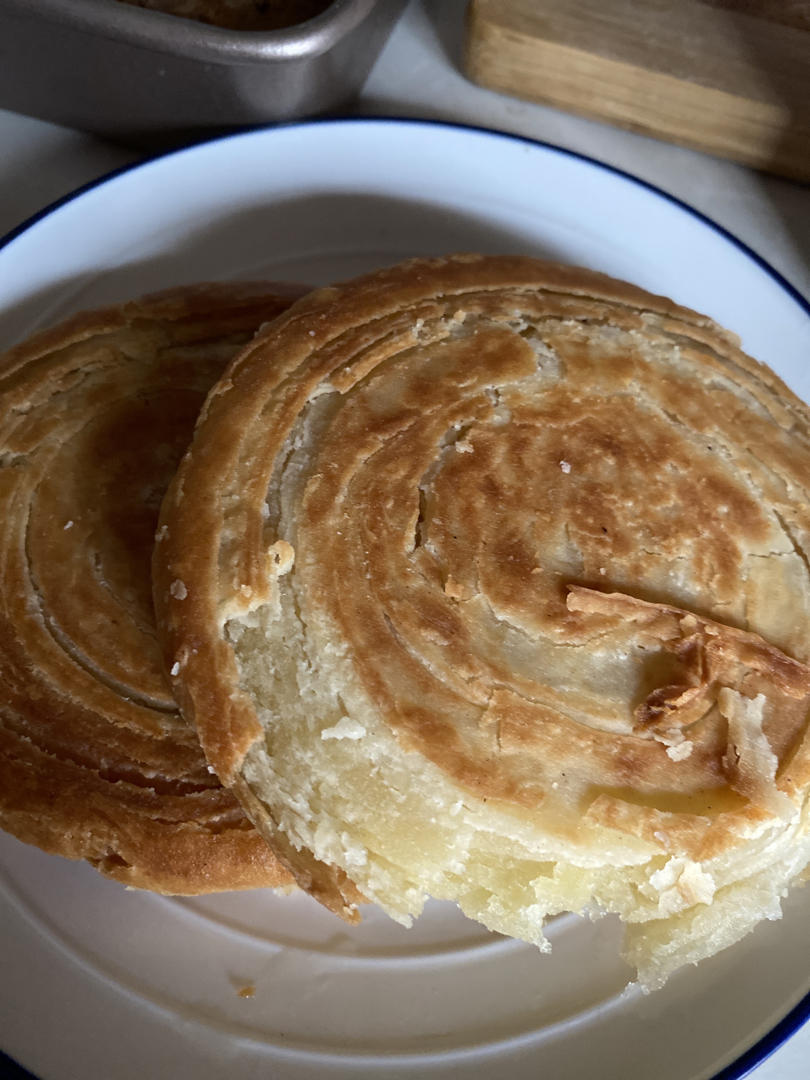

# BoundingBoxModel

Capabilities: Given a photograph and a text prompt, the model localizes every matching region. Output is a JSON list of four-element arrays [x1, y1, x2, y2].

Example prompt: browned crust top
[[0, 282, 302, 893], [155, 255, 810, 906]]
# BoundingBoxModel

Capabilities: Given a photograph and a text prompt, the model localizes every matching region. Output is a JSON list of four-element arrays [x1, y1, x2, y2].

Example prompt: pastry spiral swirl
[[157, 256, 810, 981], [0, 283, 300, 893]]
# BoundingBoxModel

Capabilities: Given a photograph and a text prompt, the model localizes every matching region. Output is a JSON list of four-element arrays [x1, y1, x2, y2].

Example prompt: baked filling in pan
[[116, 0, 333, 31]]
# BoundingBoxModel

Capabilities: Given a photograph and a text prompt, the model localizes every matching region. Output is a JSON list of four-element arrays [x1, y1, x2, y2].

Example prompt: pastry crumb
[[666, 741, 694, 762], [228, 973, 257, 998], [170, 579, 188, 600]]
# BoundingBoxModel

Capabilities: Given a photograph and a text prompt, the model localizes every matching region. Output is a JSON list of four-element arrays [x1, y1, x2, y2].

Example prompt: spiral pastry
[[0, 282, 300, 893], [156, 256, 810, 981]]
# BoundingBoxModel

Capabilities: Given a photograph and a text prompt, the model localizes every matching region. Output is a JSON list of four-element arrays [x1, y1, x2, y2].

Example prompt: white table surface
[[0, 2, 808, 1077]]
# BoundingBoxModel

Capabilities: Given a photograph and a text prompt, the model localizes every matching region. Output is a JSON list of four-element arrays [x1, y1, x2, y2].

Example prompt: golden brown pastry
[[0, 282, 302, 894], [155, 255, 810, 982]]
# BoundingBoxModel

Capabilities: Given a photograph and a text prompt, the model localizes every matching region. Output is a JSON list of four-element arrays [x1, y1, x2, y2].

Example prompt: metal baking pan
[[0, 0, 406, 146]]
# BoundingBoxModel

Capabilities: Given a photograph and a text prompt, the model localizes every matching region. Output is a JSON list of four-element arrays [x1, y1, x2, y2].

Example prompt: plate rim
[[2, 115, 808, 318], [1, 114, 808, 1080]]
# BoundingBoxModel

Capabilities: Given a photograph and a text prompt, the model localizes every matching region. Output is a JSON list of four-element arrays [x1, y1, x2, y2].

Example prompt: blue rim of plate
[[0, 115, 808, 1080]]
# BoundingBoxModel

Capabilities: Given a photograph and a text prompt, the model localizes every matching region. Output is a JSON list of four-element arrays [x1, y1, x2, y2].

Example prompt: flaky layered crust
[[155, 255, 810, 944], [0, 282, 302, 893]]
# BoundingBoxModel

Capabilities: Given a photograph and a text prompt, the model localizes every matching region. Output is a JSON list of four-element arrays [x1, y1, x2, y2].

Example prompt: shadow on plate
[[0, 189, 577, 350]]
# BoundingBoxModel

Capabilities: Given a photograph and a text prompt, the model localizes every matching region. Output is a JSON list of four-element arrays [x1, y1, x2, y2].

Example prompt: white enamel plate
[[1, 118, 808, 1080]]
